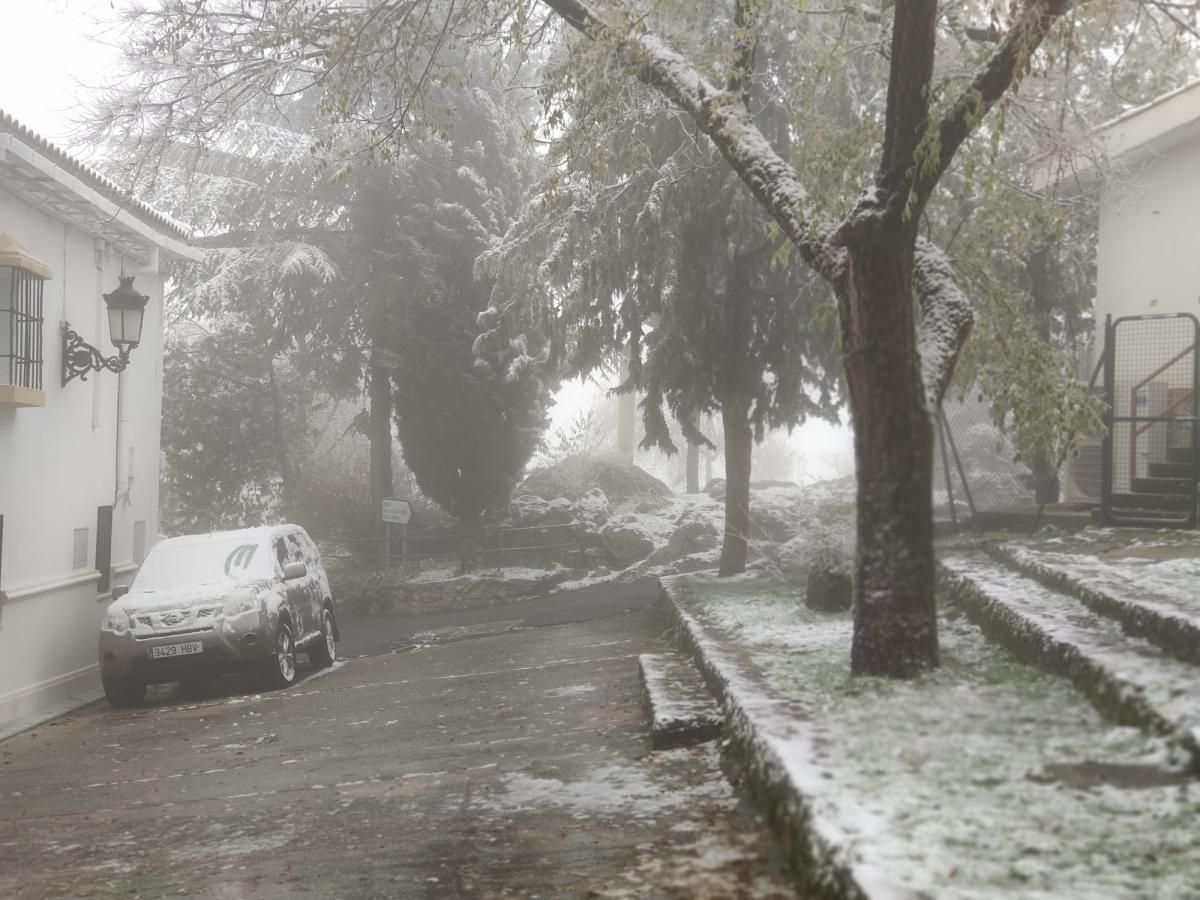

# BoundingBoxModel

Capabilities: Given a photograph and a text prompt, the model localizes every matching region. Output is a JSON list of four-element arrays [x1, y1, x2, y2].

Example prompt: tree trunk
[[368, 356, 394, 566], [842, 226, 939, 678], [719, 405, 753, 576], [616, 347, 636, 463], [686, 439, 700, 493], [1027, 243, 1060, 504], [459, 509, 482, 574], [718, 257, 754, 577], [265, 355, 294, 520]]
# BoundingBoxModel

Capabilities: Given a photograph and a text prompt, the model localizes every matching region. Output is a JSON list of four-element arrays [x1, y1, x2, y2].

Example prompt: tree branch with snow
[[914, 239, 974, 411], [539, 0, 844, 282], [909, 0, 1072, 212]]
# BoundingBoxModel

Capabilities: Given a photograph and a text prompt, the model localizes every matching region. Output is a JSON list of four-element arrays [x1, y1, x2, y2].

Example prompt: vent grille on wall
[[133, 520, 147, 565], [72, 528, 88, 569], [96, 506, 113, 595]]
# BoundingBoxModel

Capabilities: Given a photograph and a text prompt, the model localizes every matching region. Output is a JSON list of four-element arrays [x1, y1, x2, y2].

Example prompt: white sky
[[0, 0, 854, 481], [0, 0, 118, 146]]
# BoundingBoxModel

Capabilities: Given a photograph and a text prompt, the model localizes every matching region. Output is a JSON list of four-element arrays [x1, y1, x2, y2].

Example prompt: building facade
[[0, 110, 197, 731], [1061, 80, 1200, 520]]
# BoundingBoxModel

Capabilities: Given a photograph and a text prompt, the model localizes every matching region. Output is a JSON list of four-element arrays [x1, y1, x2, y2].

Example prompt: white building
[[0, 110, 198, 733], [1059, 80, 1200, 521], [1091, 79, 1200, 328]]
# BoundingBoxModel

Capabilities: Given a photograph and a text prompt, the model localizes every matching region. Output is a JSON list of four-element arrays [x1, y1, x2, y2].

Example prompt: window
[[0, 234, 49, 398], [96, 506, 113, 595]]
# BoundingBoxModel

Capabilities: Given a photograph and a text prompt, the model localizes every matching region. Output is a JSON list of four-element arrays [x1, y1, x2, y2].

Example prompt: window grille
[[1, 261, 46, 391]]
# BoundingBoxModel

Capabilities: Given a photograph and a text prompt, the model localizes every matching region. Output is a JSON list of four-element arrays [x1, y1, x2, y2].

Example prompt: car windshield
[[133, 536, 274, 591]]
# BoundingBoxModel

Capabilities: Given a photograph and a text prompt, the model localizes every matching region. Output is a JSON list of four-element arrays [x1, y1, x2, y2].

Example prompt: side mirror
[[282, 561, 307, 581], [112, 585, 130, 600]]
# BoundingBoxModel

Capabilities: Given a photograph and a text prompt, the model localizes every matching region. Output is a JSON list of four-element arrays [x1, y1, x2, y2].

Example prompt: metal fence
[[1101, 313, 1199, 527]]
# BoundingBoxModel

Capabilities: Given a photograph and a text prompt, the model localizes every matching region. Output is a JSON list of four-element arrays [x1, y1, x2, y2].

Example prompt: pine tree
[[385, 80, 551, 569]]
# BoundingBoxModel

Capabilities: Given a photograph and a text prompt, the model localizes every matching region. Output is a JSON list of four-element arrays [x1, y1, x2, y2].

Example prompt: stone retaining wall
[[658, 577, 872, 900]]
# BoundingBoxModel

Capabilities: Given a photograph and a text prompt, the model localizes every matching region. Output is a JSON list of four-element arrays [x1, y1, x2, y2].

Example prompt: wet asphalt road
[[0, 581, 794, 899]]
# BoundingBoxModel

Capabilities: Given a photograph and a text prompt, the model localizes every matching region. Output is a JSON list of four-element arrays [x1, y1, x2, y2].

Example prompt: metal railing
[[1101, 312, 1200, 527], [1128, 342, 1195, 482]]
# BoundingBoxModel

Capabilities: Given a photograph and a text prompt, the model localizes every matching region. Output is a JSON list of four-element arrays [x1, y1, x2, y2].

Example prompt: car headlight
[[223, 594, 257, 616], [102, 612, 130, 634]]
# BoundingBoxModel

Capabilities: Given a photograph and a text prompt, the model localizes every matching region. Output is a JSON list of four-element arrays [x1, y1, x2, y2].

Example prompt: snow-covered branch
[[538, 0, 844, 283], [913, 239, 973, 411], [910, 0, 1071, 208]]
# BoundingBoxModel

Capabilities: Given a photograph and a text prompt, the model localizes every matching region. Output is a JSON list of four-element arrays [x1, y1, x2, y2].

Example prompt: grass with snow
[[680, 572, 1200, 899]]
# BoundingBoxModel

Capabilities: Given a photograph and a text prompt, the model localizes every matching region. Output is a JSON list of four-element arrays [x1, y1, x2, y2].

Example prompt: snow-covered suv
[[98, 525, 337, 708]]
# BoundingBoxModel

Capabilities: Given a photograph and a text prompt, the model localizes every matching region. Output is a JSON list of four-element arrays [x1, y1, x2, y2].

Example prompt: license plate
[[147, 641, 204, 660]]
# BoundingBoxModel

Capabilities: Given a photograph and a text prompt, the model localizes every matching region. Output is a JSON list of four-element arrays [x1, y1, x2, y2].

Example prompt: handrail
[[1133, 389, 1194, 439], [1131, 343, 1195, 396], [1129, 344, 1196, 481]]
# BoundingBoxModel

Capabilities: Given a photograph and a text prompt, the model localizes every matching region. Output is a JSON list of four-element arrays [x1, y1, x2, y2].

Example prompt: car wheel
[[263, 620, 298, 690], [102, 674, 146, 709], [309, 608, 337, 670]]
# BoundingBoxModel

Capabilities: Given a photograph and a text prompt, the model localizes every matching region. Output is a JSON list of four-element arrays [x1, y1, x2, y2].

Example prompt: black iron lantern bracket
[[62, 323, 131, 386]]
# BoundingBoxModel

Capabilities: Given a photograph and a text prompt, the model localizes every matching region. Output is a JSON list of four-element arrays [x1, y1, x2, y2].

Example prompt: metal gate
[[1101, 313, 1200, 527]]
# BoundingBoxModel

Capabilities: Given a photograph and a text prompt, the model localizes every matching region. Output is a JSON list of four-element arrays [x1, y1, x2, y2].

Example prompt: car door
[[274, 536, 309, 642], [283, 532, 319, 642]]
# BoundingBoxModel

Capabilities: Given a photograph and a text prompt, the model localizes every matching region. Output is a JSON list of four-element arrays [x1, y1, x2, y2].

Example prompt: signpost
[[381, 499, 413, 570]]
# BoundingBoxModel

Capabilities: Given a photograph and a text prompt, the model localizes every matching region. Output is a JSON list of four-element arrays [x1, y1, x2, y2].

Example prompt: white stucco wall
[[1096, 136, 1200, 329], [0, 188, 165, 727]]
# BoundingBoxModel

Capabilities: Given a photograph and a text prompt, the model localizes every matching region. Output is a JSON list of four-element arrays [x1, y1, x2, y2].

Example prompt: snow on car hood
[[114, 579, 270, 616]]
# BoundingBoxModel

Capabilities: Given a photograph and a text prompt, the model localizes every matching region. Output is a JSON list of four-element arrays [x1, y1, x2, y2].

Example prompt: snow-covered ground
[[673, 571, 1200, 899], [997, 527, 1200, 627]]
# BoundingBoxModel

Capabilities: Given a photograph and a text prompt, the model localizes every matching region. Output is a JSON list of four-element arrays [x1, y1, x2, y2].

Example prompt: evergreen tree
[[161, 323, 313, 531], [383, 80, 550, 569], [482, 104, 840, 573]]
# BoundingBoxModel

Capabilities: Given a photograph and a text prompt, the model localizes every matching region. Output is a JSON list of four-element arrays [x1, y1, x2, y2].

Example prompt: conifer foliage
[[384, 86, 550, 566]]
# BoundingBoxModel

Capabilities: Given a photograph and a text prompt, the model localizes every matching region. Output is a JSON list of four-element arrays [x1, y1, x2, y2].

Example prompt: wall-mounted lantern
[[62, 276, 149, 386]]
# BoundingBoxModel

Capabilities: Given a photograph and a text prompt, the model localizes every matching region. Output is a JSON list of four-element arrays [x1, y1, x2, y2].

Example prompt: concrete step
[[638, 652, 722, 750], [1131, 476, 1192, 494], [939, 553, 1200, 769], [1168, 446, 1198, 466], [1110, 491, 1191, 511], [987, 542, 1200, 666], [1149, 461, 1194, 479]]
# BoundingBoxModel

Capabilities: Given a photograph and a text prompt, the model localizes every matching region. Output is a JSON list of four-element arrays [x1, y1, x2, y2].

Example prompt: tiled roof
[[0, 107, 192, 243]]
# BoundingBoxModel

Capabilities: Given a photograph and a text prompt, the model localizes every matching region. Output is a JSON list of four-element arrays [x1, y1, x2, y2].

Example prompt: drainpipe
[[93, 240, 106, 430], [117, 246, 159, 506], [114, 371, 124, 506]]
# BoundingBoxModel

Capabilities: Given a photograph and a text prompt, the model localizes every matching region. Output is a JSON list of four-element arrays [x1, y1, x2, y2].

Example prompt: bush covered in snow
[[518, 454, 671, 503]]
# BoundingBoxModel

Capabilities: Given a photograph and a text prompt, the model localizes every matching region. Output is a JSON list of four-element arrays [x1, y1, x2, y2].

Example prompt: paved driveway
[[0, 586, 793, 898]]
